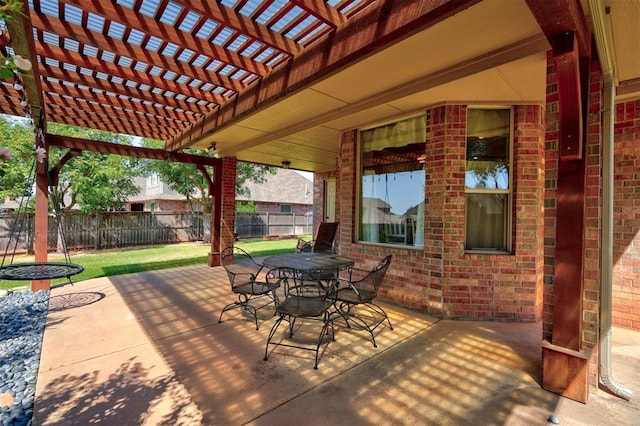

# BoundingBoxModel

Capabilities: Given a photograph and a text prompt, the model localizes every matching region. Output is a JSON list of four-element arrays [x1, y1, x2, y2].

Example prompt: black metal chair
[[335, 255, 393, 348], [296, 221, 339, 253], [218, 246, 279, 330], [264, 268, 338, 369]]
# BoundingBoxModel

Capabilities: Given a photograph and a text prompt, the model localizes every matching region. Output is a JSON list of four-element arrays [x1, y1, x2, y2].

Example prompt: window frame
[[464, 106, 514, 253], [355, 113, 426, 249], [280, 204, 292, 214]]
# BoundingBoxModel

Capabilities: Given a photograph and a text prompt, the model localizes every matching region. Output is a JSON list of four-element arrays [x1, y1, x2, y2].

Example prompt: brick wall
[[439, 105, 545, 321], [613, 99, 640, 330], [334, 104, 545, 320]]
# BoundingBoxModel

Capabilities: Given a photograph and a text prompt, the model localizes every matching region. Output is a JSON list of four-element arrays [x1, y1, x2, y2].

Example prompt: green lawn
[[0, 237, 307, 291]]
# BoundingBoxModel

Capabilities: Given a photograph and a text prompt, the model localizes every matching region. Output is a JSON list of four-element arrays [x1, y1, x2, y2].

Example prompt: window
[[465, 107, 512, 251], [148, 172, 159, 187], [359, 115, 426, 247], [280, 204, 292, 213]]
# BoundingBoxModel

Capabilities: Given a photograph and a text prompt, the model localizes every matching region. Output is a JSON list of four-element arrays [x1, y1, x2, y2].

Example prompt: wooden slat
[[61, 0, 269, 79], [35, 35, 228, 105], [47, 107, 173, 140], [0, 93, 27, 116], [44, 91, 186, 130], [41, 78, 198, 125], [172, 0, 300, 55], [46, 98, 177, 139], [38, 61, 213, 115], [29, 7, 245, 94], [293, 0, 345, 28]]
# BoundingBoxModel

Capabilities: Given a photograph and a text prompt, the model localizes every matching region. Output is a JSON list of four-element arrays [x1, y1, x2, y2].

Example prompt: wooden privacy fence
[[0, 211, 313, 253], [235, 212, 312, 238]]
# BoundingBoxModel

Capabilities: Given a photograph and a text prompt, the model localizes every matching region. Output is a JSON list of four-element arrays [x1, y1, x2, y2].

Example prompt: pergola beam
[[46, 133, 220, 167]]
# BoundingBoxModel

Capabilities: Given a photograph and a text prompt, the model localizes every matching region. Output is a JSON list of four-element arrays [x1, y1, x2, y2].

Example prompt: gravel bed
[[0, 290, 49, 426]]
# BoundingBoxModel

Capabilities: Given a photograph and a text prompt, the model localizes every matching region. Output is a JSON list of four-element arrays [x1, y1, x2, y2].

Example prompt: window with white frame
[[148, 172, 159, 187], [465, 107, 513, 252], [359, 115, 426, 248]]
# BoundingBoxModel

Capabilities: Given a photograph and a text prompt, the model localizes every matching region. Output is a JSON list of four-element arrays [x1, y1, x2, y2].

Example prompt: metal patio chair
[[296, 221, 339, 253], [218, 246, 279, 330], [264, 268, 338, 369], [335, 254, 393, 348]]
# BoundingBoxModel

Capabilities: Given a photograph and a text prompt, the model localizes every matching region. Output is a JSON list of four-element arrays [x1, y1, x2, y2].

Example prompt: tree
[[0, 117, 36, 201], [47, 123, 141, 213], [140, 138, 276, 212], [0, 116, 141, 213]]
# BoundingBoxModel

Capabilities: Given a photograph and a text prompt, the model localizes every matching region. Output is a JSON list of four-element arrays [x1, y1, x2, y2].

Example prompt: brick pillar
[[220, 157, 237, 257]]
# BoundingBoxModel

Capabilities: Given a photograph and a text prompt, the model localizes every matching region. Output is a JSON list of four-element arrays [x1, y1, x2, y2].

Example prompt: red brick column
[[220, 157, 237, 254]]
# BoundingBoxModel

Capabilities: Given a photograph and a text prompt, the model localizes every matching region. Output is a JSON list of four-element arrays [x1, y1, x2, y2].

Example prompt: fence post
[[94, 213, 99, 250], [266, 212, 271, 235], [292, 212, 296, 235]]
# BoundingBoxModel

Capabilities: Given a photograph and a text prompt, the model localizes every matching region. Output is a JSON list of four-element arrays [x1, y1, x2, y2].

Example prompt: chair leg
[[218, 294, 261, 330], [313, 314, 334, 370], [264, 314, 285, 361], [368, 302, 394, 330], [335, 302, 393, 348]]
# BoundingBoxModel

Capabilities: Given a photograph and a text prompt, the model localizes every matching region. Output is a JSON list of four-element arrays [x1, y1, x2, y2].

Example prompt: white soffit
[[311, 0, 544, 104], [606, 0, 640, 83]]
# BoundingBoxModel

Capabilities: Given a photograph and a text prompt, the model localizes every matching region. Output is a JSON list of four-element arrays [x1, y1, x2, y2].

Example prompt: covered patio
[[2, 0, 639, 414], [34, 264, 640, 425]]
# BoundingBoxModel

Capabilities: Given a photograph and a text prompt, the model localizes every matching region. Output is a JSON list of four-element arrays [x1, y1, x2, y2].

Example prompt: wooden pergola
[[1, 0, 392, 288]]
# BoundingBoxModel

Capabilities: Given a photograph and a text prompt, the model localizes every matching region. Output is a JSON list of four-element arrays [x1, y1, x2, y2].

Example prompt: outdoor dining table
[[262, 252, 354, 277]]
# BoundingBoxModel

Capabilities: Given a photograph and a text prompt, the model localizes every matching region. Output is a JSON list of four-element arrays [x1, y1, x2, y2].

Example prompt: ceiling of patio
[[1, 0, 638, 172]]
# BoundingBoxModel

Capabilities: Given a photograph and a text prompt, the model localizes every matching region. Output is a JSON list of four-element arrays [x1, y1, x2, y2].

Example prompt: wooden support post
[[542, 32, 591, 403]]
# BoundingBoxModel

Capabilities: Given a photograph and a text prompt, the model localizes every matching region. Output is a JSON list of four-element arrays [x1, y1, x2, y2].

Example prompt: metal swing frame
[[0, 146, 83, 283]]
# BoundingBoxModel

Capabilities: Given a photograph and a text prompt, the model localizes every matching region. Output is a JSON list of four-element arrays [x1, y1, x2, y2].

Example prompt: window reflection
[[465, 108, 512, 252], [465, 109, 510, 190], [360, 117, 426, 248]]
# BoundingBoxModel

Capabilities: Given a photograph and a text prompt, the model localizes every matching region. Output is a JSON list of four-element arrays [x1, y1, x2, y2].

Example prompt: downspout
[[588, 0, 633, 401]]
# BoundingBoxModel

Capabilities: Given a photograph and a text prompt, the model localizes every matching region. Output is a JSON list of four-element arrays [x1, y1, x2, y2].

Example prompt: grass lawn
[[0, 237, 307, 291]]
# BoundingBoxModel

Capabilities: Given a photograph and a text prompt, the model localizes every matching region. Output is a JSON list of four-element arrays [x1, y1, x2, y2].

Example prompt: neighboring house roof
[[237, 169, 312, 205]]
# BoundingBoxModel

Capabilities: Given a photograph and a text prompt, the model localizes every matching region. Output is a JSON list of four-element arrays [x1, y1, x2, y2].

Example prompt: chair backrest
[[312, 222, 339, 253], [220, 246, 262, 287], [366, 254, 392, 292], [274, 267, 338, 316]]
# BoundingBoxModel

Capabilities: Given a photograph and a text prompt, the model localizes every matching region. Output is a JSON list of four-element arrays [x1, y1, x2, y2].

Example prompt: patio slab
[[33, 264, 640, 425]]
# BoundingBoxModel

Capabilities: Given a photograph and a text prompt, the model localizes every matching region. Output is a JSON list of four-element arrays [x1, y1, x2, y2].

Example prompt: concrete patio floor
[[33, 264, 640, 425]]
